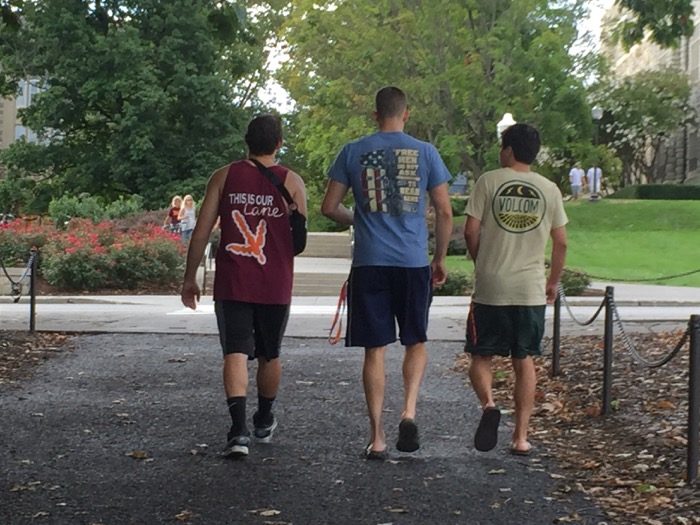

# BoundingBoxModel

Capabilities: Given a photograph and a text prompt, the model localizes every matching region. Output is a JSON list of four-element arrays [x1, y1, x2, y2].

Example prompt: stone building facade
[[602, 1, 700, 184]]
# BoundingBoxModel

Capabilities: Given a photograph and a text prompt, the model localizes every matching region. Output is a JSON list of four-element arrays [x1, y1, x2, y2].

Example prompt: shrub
[[434, 270, 473, 296], [48, 194, 105, 226], [450, 196, 468, 216], [560, 268, 591, 296], [609, 184, 700, 200], [41, 220, 184, 291], [0, 219, 53, 266], [48, 194, 145, 227], [104, 195, 145, 219]]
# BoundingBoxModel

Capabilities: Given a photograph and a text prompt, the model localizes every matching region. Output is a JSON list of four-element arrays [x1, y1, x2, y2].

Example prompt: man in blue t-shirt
[[322, 86, 453, 460]]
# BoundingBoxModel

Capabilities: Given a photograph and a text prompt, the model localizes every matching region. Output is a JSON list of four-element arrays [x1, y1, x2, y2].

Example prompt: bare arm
[[284, 170, 307, 218], [546, 226, 568, 304], [428, 182, 452, 286], [181, 167, 227, 309], [321, 179, 353, 226], [464, 215, 481, 262]]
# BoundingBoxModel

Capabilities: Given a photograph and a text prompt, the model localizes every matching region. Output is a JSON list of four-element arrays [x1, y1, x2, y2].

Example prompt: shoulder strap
[[249, 158, 295, 207]]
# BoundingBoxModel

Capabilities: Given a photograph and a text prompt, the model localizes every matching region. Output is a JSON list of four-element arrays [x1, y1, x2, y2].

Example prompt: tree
[[592, 69, 694, 186], [612, 0, 694, 49], [277, 0, 595, 192], [0, 0, 277, 210]]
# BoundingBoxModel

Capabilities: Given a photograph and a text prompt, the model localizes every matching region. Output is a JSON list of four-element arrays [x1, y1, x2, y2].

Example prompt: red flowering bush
[[1, 218, 185, 291], [0, 219, 54, 267]]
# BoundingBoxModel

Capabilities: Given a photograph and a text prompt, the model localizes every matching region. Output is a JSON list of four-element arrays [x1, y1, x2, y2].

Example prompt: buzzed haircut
[[245, 114, 283, 156], [501, 123, 541, 165], [375, 86, 407, 120]]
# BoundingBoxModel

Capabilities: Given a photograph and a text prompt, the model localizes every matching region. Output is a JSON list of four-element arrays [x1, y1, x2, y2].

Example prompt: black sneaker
[[253, 411, 278, 443], [222, 430, 250, 459]]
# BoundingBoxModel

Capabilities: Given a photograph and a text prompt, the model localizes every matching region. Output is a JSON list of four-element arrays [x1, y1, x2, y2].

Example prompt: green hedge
[[609, 184, 700, 200]]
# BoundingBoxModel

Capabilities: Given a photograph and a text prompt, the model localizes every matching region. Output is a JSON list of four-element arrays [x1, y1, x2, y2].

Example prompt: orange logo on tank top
[[225, 210, 267, 265]]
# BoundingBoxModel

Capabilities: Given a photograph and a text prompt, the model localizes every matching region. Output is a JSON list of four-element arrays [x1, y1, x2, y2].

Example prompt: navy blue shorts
[[345, 266, 431, 348], [465, 302, 545, 359], [215, 300, 289, 360]]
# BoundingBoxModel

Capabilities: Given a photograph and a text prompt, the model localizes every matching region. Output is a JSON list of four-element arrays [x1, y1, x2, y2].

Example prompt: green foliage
[[560, 267, 591, 296], [450, 197, 468, 217], [278, 0, 594, 190], [611, 0, 694, 49], [592, 69, 694, 187], [608, 184, 700, 200], [0, 1, 277, 210], [48, 194, 145, 226], [434, 270, 473, 297]]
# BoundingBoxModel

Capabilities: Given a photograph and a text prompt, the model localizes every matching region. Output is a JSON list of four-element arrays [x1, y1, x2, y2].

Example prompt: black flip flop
[[474, 407, 501, 452], [396, 419, 420, 453], [364, 443, 388, 461], [510, 446, 532, 456]]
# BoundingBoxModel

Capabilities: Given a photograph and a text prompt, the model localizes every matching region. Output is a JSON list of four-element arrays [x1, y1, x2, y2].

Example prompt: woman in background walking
[[179, 194, 197, 243]]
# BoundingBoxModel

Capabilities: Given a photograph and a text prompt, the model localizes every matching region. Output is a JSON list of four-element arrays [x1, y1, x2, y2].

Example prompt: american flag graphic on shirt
[[360, 148, 420, 216]]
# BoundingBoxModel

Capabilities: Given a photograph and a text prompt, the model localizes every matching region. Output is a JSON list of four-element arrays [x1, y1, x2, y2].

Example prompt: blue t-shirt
[[328, 131, 451, 267]]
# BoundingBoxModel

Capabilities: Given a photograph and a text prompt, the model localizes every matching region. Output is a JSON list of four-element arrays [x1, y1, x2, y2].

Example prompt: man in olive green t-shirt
[[464, 123, 568, 456]]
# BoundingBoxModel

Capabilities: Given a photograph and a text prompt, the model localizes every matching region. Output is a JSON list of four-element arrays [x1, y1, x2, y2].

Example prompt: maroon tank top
[[213, 160, 294, 304]]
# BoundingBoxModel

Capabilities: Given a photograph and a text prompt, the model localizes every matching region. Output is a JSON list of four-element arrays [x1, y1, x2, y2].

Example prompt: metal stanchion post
[[29, 248, 37, 333], [688, 314, 700, 484], [601, 286, 614, 415], [551, 293, 561, 377]]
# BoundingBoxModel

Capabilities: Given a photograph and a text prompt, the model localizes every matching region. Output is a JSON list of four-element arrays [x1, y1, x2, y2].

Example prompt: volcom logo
[[492, 180, 546, 233]]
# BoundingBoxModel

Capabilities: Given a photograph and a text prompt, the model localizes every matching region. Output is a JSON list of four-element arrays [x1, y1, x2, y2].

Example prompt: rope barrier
[[609, 297, 690, 368], [558, 284, 607, 326], [587, 268, 700, 283]]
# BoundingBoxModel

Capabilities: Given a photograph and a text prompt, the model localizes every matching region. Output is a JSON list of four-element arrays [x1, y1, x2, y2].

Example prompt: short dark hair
[[375, 86, 407, 120], [245, 114, 282, 155], [501, 123, 541, 165]]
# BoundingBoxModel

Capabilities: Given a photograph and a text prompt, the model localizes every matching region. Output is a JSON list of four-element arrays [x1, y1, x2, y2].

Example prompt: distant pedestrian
[[181, 114, 307, 458], [321, 86, 453, 460], [586, 166, 602, 195], [464, 123, 568, 456], [164, 195, 182, 233], [178, 194, 197, 243], [568, 163, 585, 200]]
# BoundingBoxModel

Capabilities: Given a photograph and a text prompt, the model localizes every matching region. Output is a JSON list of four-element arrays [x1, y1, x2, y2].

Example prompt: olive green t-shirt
[[466, 167, 568, 306]]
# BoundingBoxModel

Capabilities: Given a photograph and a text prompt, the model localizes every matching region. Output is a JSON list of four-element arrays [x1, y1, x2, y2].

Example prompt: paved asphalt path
[[0, 334, 606, 525]]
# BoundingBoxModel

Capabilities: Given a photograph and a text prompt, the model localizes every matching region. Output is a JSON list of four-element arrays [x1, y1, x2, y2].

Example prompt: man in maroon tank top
[[181, 115, 307, 458]]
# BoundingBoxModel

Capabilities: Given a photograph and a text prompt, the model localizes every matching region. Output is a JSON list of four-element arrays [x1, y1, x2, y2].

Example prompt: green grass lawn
[[446, 199, 700, 287]]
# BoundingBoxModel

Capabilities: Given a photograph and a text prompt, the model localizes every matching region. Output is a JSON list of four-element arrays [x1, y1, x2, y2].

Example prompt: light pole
[[497, 112, 516, 142], [590, 106, 603, 201]]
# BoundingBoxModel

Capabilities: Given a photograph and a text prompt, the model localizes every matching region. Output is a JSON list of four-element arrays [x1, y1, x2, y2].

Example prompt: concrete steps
[[202, 232, 353, 296], [299, 231, 352, 259]]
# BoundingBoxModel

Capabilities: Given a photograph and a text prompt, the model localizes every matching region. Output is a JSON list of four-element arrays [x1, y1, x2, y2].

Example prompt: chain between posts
[[609, 297, 690, 369], [558, 284, 606, 326], [1, 251, 38, 303]]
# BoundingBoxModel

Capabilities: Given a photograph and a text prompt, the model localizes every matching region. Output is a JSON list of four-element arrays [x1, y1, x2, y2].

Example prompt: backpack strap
[[249, 158, 296, 209]]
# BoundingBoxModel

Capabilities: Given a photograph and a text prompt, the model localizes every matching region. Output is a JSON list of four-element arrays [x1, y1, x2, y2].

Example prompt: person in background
[[568, 163, 585, 200], [178, 194, 197, 243], [321, 86, 453, 460], [464, 123, 568, 456], [164, 195, 182, 233], [586, 165, 602, 196]]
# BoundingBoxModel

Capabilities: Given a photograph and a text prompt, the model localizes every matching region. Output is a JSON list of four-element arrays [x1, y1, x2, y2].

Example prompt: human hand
[[431, 260, 447, 288], [545, 281, 558, 304], [181, 280, 201, 310]]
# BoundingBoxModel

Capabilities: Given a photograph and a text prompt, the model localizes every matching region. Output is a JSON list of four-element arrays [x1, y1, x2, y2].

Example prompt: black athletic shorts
[[214, 300, 290, 360], [465, 302, 545, 359], [346, 265, 431, 348]]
